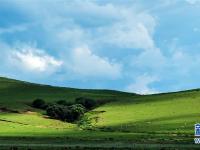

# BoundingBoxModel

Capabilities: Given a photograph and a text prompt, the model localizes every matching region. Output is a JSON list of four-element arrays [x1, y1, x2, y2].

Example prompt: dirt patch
[[24, 110, 37, 115], [43, 115, 50, 119]]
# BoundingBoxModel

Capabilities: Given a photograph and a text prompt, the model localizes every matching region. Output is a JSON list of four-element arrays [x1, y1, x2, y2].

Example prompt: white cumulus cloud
[[126, 74, 159, 94], [67, 46, 121, 79], [11, 45, 63, 73]]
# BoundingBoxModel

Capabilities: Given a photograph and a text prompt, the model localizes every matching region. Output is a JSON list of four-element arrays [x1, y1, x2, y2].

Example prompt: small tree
[[46, 104, 62, 119], [69, 104, 86, 121], [75, 97, 97, 109], [56, 100, 67, 105], [46, 104, 86, 122], [56, 100, 74, 106], [32, 99, 46, 109]]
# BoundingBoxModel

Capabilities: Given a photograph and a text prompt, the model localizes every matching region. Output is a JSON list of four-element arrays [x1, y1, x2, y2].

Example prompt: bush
[[46, 104, 85, 122], [65, 101, 74, 106], [46, 104, 62, 119], [69, 104, 85, 121], [56, 100, 74, 106], [32, 99, 46, 109], [56, 100, 67, 105], [75, 97, 97, 109]]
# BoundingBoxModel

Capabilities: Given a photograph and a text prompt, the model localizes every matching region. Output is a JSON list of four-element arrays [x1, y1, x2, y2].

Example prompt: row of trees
[[32, 97, 97, 123]]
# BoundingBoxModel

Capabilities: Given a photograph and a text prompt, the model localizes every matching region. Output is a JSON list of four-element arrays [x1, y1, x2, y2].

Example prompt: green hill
[[0, 77, 199, 149], [0, 77, 136, 110]]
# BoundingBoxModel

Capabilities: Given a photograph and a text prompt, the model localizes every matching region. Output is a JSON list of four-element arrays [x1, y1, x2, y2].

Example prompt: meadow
[[0, 77, 200, 149]]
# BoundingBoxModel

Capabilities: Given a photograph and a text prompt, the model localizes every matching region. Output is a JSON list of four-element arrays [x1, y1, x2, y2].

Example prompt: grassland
[[0, 77, 200, 149]]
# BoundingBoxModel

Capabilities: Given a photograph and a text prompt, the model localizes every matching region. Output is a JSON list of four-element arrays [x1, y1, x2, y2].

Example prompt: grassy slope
[[95, 91, 200, 133], [0, 77, 200, 148], [0, 77, 136, 110], [0, 77, 137, 137]]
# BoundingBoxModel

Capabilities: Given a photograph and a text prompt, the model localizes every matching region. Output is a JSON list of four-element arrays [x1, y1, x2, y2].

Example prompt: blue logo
[[195, 124, 200, 136]]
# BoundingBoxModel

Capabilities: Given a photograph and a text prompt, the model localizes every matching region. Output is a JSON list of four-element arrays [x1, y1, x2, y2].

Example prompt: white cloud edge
[[10, 44, 63, 73]]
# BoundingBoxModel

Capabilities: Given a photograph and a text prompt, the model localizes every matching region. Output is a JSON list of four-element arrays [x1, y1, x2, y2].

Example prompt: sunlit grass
[[93, 92, 200, 135]]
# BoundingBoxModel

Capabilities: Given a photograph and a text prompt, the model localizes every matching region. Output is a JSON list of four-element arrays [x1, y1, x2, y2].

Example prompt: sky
[[1, 0, 200, 94]]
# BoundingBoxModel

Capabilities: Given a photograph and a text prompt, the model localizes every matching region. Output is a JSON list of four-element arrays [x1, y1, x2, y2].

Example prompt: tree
[[32, 99, 46, 109], [46, 104, 86, 122], [69, 104, 85, 121], [46, 104, 62, 119], [56, 100, 67, 105], [75, 97, 97, 109], [56, 100, 74, 106]]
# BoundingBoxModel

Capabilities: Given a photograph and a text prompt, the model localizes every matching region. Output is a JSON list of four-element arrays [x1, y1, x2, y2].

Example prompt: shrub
[[69, 104, 85, 121], [75, 97, 97, 109], [46, 104, 86, 122], [61, 106, 72, 121], [65, 101, 74, 106], [56, 100, 67, 105], [46, 104, 63, 119], [56, 100, 74, 106], [32, 99, 46, 109]]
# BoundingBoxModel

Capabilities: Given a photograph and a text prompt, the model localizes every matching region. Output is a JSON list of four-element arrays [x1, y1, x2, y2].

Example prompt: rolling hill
[[0, 77, 199, 149]]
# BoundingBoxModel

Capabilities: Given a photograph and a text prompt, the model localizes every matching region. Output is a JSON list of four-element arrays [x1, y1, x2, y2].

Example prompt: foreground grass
[[0, 138, 199, 150]]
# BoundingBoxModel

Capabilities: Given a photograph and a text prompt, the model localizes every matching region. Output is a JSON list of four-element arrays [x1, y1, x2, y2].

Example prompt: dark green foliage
[[32, 99, 46, 109], [56, 100, 67, 105], [56, 100, 74, 106], [65, 101, 74, 106], [75, 97, 97, 109], [77, 116, 93, 129], [33, 97, 99, 123], [46, 104, 63, 119], [46, 104, 85, 122], [69, 104, 85, 121]]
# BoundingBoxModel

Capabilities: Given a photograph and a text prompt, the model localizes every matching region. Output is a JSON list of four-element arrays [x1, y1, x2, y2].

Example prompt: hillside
[[0, 77, 199, 149], [0, 77, 137, 111]]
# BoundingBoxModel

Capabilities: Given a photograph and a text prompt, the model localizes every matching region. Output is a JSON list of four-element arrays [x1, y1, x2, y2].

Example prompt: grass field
[[0, 77, 200, 149]]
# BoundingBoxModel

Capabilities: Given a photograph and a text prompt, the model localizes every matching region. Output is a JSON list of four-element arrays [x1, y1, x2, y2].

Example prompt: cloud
[[10, 44, 63, 73], [170, 48, 200, 75], [66, 46, 121, 79], [99, 22, 155, 50], [126, 74, 159, 94], [0, 24, 28, 34], [12, 0, 156, 50], [132, 48, 166, 70], [185, 0, 200, 4]]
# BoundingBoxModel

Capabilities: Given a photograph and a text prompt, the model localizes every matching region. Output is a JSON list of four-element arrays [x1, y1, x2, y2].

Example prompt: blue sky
[[0, 0, 200, 94]]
